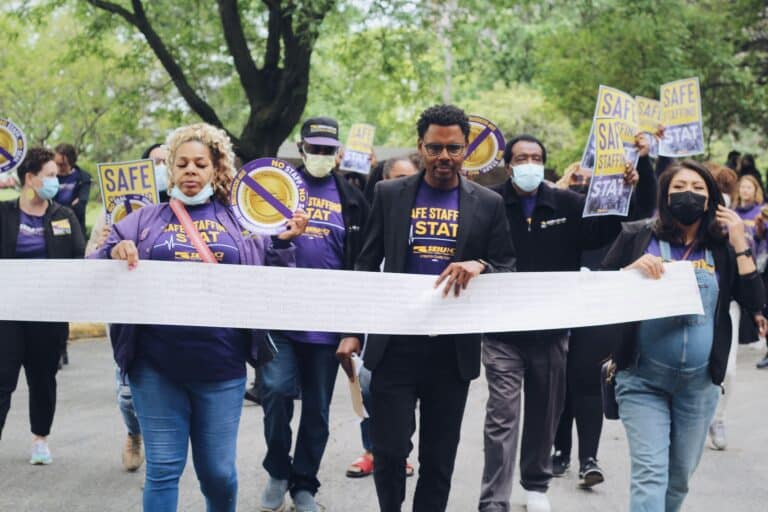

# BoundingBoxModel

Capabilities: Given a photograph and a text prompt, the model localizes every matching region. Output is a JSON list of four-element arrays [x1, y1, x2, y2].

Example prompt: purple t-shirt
[[138, 202, 247, 382], [646, 236, 717, 280], [16, 211, 46, 259], [405, 181, 460, 275], [54, 170, 79, 206], [284, 174, 346, 345], [520, 195, 537, 222]]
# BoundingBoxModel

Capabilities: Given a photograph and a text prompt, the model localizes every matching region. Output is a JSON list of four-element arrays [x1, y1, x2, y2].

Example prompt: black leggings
[[554, 324, 616, 465], [0, 321, 68, 438]]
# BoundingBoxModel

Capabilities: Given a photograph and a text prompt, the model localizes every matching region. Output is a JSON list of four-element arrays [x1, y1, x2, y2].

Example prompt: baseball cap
[[300, 117, 341, 147]]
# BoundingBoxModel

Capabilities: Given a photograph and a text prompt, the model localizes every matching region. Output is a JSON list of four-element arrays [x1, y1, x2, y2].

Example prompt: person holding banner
[[0, 147, 85, 465], [95, 123, 307, 512], [258, 116, 369, 512], [337, 104, 516, 512], [478, 133, 652, 512], [602, 160, 765, 512]]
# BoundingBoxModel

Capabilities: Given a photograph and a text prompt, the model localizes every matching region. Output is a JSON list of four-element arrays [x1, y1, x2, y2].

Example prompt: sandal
[[346, 452, 374, 478]]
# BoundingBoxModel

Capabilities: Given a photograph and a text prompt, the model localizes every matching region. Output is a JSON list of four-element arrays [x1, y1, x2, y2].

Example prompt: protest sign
[[584, 117, 633, 217], [97, 159, 159, 224], [463, 115, 505, 177], [636, 95, 662, 158], [230, 157, 307, 235], [659, 77, 704, 157], [581, 85, 638, 170], [0, 118, 27, 176], [339, 123, 375, 174]]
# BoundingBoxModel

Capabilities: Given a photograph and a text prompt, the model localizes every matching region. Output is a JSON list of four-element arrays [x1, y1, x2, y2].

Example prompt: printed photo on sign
[[340, 123, 375, 174], [0, 118, 27, 176], [463, 115, 505, 176], [97, 159, 159, 225], [584, 117, 633, 217], [659, 77, 704, 157], [581, 85, 639, 170], [230, 158, 307, 236]]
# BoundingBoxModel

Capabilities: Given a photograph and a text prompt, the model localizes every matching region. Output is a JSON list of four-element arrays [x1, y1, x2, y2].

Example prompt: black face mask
[[569, 184, 589, 195], [668, 191, 707, 226]]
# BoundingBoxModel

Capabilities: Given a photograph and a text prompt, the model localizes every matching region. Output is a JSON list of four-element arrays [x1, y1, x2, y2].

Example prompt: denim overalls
[[616, 240, 721, 512], [636, 241, 718, 370]]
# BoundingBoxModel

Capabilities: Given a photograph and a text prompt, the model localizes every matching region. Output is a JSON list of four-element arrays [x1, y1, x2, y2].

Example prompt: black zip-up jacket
[[487, 156, 656, 339], [0, 199, 85, 259], [602, 220, 766, 385]]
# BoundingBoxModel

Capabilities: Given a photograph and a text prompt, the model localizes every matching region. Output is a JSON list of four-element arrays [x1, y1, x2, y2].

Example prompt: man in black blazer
[[336, 105, 516, 512]]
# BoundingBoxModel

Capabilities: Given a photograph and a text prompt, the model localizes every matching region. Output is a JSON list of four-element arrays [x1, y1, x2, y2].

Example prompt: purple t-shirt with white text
[[16, 211, 46, 259], [138, 202, 248, 382], [405, 181, 460, 275], [283, 174, 346, 345]]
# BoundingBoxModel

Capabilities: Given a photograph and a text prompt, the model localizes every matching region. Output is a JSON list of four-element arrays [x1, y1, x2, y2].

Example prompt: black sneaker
[[757, 354, 768, 369], [244, 383, 261, 405], [551, 451, 570, 477], [578, 458, 605, 488]]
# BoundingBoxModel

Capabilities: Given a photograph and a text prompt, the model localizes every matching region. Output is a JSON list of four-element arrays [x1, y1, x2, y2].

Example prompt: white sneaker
[[30, 440, 52, 465], [526, 491, 551, 512], [709, 420, 727, 450]]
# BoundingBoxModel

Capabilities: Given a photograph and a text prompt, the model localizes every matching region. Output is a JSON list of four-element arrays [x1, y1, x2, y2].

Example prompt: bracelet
[[735, 248, 753, 258]]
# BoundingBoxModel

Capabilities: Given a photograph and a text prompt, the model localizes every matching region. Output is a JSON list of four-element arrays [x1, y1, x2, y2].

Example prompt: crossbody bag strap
[[169, 199, 218, 264]]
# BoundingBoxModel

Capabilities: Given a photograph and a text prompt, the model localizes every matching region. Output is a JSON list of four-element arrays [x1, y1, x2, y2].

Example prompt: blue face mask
[[511, 163, 545, 193], [36, 176, 60, 200], [154, 164, 168, 192], [169, 183, 214, 206]]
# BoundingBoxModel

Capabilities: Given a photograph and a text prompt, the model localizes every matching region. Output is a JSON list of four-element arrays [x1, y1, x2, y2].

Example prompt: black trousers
[[370, 336, 470, 512], [0, 321, 68, 438], [554, 325, 616, 465]]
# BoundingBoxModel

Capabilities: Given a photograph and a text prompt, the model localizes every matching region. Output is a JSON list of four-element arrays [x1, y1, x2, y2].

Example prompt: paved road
[[2, 338, 767, 511]]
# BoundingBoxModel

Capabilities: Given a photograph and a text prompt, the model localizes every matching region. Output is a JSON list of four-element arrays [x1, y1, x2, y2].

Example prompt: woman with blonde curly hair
[[92, 123, 308, 511]]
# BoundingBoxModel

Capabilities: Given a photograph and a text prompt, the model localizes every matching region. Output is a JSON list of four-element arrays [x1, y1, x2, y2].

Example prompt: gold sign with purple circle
[[230, 158, 308, 236], [0, 119, 27, 176], [463, 115, 505, 176], [109, 194, 155, 224]]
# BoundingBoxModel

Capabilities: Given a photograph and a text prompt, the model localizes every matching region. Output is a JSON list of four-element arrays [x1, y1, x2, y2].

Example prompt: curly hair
[[166, 123, 235, 203], [416, 105, 470, 140], [17, 147, 55, 185]]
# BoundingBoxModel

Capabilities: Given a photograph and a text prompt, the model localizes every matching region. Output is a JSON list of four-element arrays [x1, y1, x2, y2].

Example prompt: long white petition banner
[[0, 260, 702, 334]]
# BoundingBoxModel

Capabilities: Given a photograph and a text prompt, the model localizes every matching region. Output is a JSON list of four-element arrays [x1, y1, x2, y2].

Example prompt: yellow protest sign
[[97, 159, 159, 224], [340, 123, 376, 174], [659, 77, 704, 157], [636, 96, 662, 134], [581, 85, 638, 170], [584, 117, 633, 217]]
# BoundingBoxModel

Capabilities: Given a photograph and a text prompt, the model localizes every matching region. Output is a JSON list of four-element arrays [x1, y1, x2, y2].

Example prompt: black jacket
[[355, 171, 517, 381], [58, 166, 92, 234], [602, 220, 766, 385], [299, 168, 370, 270], [0, 199, 85, 259]]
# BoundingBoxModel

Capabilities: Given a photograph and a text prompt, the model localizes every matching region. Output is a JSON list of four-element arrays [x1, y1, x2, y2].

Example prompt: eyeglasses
[[423, 143, 465, 157], [302, 143, 338, 156]]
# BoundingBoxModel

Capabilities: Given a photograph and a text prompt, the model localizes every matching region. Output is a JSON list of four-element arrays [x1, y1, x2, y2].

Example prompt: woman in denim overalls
[[602, 160, 765, 512]]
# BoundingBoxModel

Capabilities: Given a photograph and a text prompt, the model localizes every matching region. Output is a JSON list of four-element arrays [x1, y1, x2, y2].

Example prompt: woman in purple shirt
[[0, 147, 85, 465], [96, 123, 307, 512]]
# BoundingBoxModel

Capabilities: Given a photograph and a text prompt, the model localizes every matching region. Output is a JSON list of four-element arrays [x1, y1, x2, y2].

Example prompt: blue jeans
[[260, 333, 339, 495], [129, 361, 245, 512], [616, 358, 719, 512], [115, 367, 140, 436]]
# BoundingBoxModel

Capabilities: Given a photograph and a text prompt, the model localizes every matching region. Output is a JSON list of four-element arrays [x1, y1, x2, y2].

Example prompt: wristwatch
[[476, 258, 489, 271], [735, 248, 753, 258]]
